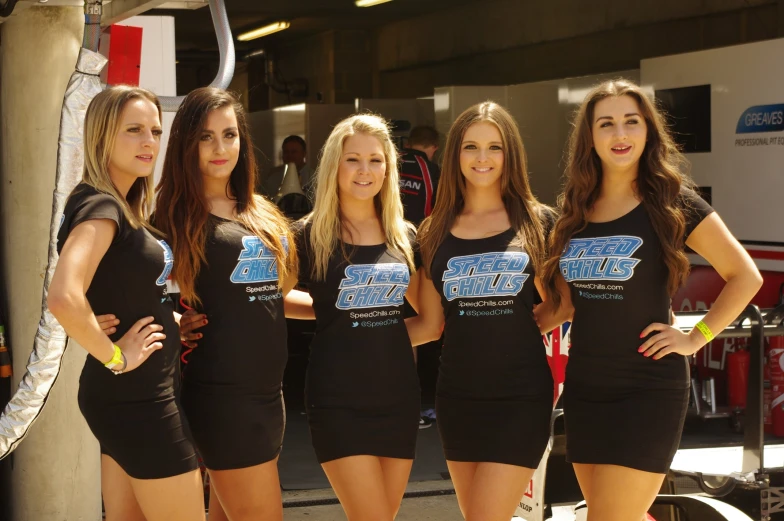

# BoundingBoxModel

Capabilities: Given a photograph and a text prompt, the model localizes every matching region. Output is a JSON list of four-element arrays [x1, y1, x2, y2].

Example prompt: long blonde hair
[[418, 101, 551, 278], [82, 85, 160, 229], [302, 114, 414, 280]]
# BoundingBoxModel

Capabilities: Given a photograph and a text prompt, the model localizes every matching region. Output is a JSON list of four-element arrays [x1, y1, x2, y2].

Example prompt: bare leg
[[208, 458, 283, 521], [101, 455, 146, 521]]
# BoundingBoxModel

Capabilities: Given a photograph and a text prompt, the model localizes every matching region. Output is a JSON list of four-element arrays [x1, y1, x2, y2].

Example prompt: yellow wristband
[[104, 344, 123, 368], [694, 321, 715, 343]]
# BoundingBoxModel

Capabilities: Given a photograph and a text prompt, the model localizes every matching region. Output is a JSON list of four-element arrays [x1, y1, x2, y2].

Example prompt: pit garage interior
[[1, 1, 784, 520]]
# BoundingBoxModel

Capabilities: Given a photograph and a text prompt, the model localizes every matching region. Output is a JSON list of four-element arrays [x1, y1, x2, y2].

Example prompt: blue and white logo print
[[442, 252, 529, 301], [560, 236, 642, 282], [156, 239, 174, 286], [230, 236, 282, 284], [736, 104, 784, 134], [336, 263, 409, 310]]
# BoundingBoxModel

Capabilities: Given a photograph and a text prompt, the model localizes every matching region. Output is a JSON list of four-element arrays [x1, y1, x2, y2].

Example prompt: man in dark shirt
[[399, 126, 442, 428], [399, 126, 440, 226]]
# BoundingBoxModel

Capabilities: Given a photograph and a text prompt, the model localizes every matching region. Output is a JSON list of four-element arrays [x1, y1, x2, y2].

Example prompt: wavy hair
[[302, 113, 414, 280], [155, 87, 296, 305], [82, 85, 161, 229], [418, 101, 551, 277], [542, 79, 696, 306]]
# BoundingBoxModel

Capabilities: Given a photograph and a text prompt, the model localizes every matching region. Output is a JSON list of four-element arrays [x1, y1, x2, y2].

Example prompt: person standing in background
[[399, 126, 441, 226], [260, 135, 315, 202]]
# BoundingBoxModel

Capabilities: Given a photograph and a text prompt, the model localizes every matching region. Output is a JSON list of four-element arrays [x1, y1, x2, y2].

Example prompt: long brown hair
[[155, 87, 296, 305], [542, 79, 696, 306], [418, 101, 550, 277], [83, 85, 161, 229]]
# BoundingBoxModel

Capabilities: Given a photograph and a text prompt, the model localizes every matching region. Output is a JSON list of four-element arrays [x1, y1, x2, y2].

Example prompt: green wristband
[[694, 320, 715, 343]]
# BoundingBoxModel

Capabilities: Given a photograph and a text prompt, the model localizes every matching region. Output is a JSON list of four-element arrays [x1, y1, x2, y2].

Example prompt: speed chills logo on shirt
[[336, 263, 409, 310], [442, 252, 529, 301], [231, 236, 285, 302], [230, 236, 280, 283], [560, 236, 642, 282]]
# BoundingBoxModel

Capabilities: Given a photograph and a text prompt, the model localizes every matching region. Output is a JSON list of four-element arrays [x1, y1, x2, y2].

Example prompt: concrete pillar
[[0, 7, 102, 521]]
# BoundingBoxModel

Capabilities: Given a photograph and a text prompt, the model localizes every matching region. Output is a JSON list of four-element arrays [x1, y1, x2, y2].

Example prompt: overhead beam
[[101, 0, 168, 26]]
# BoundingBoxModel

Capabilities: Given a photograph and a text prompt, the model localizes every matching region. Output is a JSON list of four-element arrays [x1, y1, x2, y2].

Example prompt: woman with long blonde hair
[[405, 101, 555, 521], [538, 79, 762, 521], [294, 113, 420, 521], [49, 85, 204, 521]]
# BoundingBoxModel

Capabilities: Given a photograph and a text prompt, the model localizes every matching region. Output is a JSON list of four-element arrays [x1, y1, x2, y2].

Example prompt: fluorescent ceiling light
[[237, 21, 290, 42], [355, 0, 393, 7], [273, 103, 306, 112]]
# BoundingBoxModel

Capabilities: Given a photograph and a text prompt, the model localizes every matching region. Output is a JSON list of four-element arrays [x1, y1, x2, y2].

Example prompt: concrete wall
[[0, 7, 101, 520], [375, 0, 780, 98], [252, 0, 781, 107]]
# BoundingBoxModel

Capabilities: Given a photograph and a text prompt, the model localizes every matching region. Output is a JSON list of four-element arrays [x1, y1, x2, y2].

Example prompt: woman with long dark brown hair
[[406, 101, 555, 521], [538, 79, 762, 521], [154, 87, 310, 521]]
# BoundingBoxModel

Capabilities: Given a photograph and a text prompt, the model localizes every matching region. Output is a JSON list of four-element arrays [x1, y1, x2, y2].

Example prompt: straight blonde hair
[[302, 114, 414, 280], [82, 85, 161, 229]]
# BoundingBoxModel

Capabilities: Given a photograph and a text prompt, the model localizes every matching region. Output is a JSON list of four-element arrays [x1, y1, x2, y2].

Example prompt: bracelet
[[693, 320, 715, 343], [104, 344, 123, 368], [104, 344, 125, 374]]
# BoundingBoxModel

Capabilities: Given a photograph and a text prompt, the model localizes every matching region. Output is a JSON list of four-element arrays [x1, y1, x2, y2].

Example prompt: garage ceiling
[[158, 0, 479, 52]]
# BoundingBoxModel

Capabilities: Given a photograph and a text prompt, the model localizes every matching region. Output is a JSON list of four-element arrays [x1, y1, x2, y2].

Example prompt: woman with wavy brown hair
[[406, 101, 555, 521], [154, 87, 310, 521], [538, 79, 762, 521]]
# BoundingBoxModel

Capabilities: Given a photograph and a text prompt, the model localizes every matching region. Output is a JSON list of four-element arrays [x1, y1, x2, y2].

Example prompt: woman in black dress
[[293, 113, 420, 521], [406, 101, 555, 521], [49, 86, 204, 521], [154, 87, 310, 521], [538, 79, 762, 521]]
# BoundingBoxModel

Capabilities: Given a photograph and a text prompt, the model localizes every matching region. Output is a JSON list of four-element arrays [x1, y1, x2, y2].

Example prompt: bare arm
[[533, 274, 574, 334], [405, 268, 421, 313], [48, 220, 165, 372], [405, 268, 445, 347], [639, 213, 763, 359], [282, 274, 314, 320]]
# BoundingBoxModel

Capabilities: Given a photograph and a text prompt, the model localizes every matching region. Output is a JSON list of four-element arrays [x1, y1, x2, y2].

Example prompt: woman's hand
[[638, 322, 705, 360], [179, 309, 207, 349], [115, 316, 166, 372], [95, 314, 120, 336]]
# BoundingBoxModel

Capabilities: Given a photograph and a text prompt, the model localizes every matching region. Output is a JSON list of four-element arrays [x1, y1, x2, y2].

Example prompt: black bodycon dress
[[430, 228, 554, 468], [180, 215, 288, 470], [295, 223, 420, 464], [560, 188, 713, 473], [57, 183, 198, 479]]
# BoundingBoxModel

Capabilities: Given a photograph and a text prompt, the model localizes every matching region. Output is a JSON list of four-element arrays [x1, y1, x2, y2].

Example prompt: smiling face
[[591, 94, 648, 174], [198, 105, 241, 183], [108, 98, 162, 182], [337, 132, 386, 204], [459, 121, 504, 190]]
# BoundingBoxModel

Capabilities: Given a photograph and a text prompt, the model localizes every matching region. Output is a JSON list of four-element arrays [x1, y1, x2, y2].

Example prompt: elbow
[[425, 320, 444, 343], [47, 291, 70, 321], [751, 270, 764, 293], [47, 288, 78, 322]]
